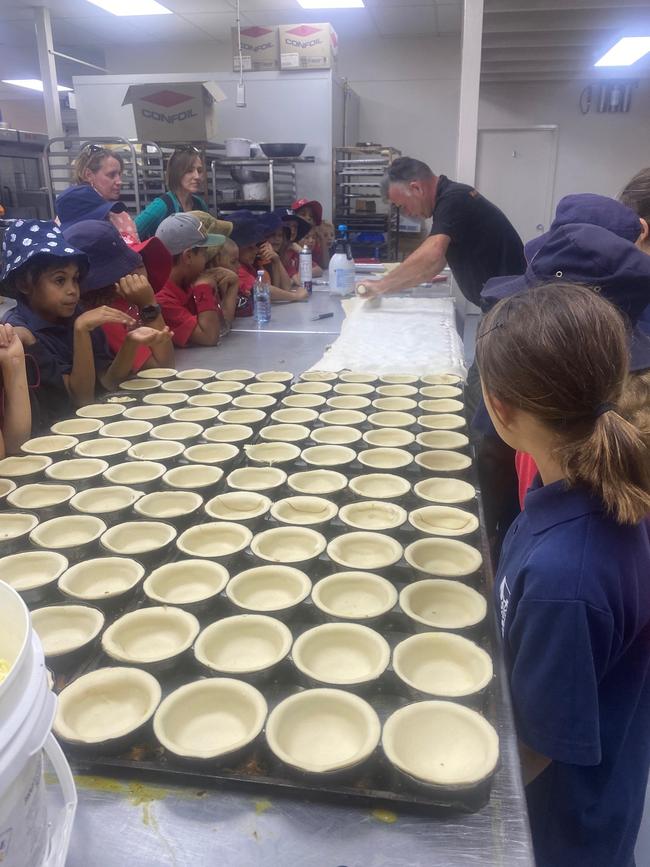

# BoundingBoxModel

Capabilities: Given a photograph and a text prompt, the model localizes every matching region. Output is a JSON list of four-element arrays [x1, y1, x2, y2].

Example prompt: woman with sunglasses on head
[[135, 145, 210, 240], [66, 143, 140, 244]]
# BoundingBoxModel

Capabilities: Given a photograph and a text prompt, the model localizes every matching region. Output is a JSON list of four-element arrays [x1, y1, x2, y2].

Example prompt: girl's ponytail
[[557, 406, 650, 525], [476, 283, 650, 525]]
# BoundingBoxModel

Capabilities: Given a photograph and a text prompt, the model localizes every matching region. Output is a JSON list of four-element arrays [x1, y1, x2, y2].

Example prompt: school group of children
[[0, 191, 334, 448], [0, 152, 649, 867]]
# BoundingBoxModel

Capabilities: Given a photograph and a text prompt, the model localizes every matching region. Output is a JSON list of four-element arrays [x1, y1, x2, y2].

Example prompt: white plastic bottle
[[329, 225, 355, 296]]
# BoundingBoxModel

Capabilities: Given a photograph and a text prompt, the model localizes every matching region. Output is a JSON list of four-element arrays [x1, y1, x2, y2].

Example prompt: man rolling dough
[[364, 156, 526, 307]]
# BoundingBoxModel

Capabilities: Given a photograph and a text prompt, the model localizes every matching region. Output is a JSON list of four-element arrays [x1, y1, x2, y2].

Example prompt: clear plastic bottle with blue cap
[[253, 270, 271, 325]]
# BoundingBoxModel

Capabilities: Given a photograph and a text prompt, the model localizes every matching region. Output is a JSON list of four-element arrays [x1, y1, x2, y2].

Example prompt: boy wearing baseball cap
[[154, 212, 227, 347]]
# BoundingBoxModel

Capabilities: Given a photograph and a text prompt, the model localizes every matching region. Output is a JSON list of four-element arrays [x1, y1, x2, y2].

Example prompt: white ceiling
[[0, 0, 649, 100]]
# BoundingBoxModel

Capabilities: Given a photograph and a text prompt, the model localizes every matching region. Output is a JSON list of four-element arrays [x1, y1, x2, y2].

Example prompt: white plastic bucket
[[0, 581, 77, 867]]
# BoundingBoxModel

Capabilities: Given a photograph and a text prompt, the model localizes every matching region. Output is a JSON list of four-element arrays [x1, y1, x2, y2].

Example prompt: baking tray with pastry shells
[[0, 369, 503, 814]]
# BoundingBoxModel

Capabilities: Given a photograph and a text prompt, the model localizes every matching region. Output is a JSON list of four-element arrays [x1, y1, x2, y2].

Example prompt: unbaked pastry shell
[[144, 559, 229, 605], [404, 537, 482, 578], [399, 578, 487, 630], [251, 526, 327, 564], [292, 622, 390, 685], [226, 564, 312, 611], [311, 571, 398, 619], [101, 520, 176, 555], [54, 667, 161, 745], [270, 496, 338, 526], [327, 531, 403, 570], [194, 614, 292, 673], [153, 677, 267, 759], [266, 688, 381, 773], [59, 556, 144, 600], [31, 515, 106, 549], [102, 606, 199, 663], [177, 521, 252, 558]]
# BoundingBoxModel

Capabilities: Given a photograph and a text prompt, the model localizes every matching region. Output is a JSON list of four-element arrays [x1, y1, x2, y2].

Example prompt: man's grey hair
[[380, 157, 435, 199]]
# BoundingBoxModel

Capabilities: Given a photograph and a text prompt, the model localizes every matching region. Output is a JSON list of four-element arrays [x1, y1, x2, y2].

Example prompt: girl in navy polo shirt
[[476, 283, 650, 867]]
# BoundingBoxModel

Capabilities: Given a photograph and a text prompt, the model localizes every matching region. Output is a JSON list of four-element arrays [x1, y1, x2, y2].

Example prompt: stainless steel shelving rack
[[210, 156, 316, 215], [43, 137, 225, 218], [334, 145, 401, 260]]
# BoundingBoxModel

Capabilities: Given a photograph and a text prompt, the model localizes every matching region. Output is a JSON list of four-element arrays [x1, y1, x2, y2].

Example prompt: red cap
[[291, 198, 323, 226], [131, 236, 172, 292]]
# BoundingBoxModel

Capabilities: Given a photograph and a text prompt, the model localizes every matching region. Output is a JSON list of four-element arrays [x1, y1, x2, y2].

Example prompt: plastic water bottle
[[328, 224, 355, 296], [299, 244, 313, 294], [254, 270, 271, 326]]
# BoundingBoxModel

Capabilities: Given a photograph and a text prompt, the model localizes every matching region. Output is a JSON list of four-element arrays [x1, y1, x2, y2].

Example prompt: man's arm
[[362, 233, 450, 297]]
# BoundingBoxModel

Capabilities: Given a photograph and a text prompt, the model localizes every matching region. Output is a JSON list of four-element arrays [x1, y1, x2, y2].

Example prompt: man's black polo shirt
[[429, 175, 526, 307]]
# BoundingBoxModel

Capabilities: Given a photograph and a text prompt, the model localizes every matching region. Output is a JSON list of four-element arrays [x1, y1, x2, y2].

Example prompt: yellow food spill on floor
[[254, 799, 272, 815], [371, 808, 398, 824]]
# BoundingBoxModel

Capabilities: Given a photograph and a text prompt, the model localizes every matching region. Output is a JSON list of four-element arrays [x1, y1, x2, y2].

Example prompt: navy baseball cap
[[274, 207, 311, 242], [63, 220, 142, 294], [481, 222, 650, 371], [526, 194, 642, 262], [56, 184, 127, 231], [229, 211, 267, 247], [1, 219, 88, 287]]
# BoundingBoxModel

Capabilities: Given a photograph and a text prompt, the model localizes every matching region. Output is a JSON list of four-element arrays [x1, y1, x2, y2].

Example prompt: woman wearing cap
[[63, 220, 174, 373], [135, 146, 211, 241]]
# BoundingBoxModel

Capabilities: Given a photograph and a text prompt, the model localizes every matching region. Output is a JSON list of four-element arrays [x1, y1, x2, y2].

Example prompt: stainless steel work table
[[57, 288, 534, 867]]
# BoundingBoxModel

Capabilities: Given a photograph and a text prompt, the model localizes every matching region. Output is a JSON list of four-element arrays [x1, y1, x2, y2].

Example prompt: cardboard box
[[231, 26, 280, 72], [122, 81, 226, 143], [279, 23, 338, 70]]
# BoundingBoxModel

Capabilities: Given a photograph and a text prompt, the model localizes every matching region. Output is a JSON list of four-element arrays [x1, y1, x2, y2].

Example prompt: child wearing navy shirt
[[1, 220, 148, 423], [477, 283, 650, 867]]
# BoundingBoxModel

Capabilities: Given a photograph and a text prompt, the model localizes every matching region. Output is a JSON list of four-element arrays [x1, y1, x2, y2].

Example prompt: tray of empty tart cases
[[0, 368, 502, 813]]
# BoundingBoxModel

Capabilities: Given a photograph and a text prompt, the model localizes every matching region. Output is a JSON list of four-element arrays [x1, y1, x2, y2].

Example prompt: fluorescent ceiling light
[[595, 36, 650, 67], [84, 0, 172, 15], [2, 79, 72, 93], [298, 0, 364, 8]]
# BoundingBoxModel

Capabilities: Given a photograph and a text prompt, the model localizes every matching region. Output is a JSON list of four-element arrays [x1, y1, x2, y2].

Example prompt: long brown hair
[[165, 149, 204, 197], [620, 167, 650, 221], [73, 145, 124, 185], [476, 283, 650, 524]]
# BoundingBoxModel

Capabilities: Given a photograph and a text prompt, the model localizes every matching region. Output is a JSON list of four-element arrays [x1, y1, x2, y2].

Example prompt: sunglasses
[[80, 143, 109, 156]]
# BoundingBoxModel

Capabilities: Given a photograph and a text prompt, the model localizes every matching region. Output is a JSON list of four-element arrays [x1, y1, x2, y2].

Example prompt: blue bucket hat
[[229, 211, 267, 247], [1, 219, 88, 287], [481, 222, 650, 371], [63, 220, 142, 294], [257, 210, 283, 238], [56, 184, 127, 231], [525, 194, 642, 262]]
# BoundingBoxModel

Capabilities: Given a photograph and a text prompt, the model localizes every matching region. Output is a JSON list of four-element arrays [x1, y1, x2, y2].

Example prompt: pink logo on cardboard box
[[242, 26, 273, 38], [287, 25, 321, 37], [141, 90, 193, 108]]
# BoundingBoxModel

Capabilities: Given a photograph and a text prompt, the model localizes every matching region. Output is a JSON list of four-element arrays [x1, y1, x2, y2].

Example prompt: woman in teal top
[[135, 146, 210, 240]]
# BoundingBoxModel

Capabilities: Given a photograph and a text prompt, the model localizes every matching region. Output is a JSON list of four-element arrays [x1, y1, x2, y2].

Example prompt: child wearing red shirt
[[154, 213, 227, 346]]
